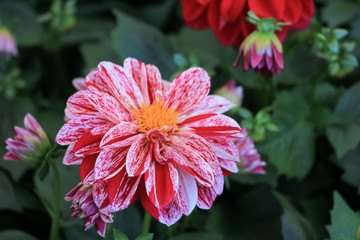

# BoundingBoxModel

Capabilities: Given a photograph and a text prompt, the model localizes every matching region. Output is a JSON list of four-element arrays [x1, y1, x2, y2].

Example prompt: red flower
[[181, 0, 315, 46], [56, 58, 242, 226]]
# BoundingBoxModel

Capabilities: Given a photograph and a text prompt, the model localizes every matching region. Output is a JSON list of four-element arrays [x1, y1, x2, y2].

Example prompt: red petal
[[145, 162, 179, 208], [93, 180, 109, 208], [80, 154, 97, 184], [181, 0, 209, 29], [248, 0, 285, 20], [126, 138, 152, 176], [290, 0, 314, 31], [165, 67, 210, 113], [108, 168, 141, 211]]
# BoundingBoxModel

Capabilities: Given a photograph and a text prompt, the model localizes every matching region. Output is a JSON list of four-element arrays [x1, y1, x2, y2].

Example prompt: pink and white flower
[[235, 129, 265, 174], [4, 113, 51, 162], [0, 27, 18, 60], [56, 58, 242, 226], [65, 183, 113, 237]]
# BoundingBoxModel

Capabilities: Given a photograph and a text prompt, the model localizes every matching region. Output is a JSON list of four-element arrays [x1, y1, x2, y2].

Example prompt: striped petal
[[176, 168, 197, 216], [97, 61, 144, 111], [87, 91, 130, 124], [197, 184, 217, 210], [56, 116, 110, 145], [93, 180, 109, 208], [165, 67, 210, 113], [85, 69, 111, 95], [80, 154, 97, 184], [63, 143, 83, 165], [108, 168, 141, 211], [100, 122, 140, 148], [145, 162, 179, 208], [65, 90, 97, 119], [95, 147, 128, 180], [126, 138, 152, 177]]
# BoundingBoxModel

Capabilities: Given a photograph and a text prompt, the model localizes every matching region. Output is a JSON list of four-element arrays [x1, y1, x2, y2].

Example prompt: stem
[[49, 161, 61, 240], [141, 211, 151, 235]]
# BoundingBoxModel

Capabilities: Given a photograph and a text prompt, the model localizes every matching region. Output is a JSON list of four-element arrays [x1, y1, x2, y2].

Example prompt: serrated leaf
[[326, 191, 360, 240], [113, 229, 129, 240], [273, 191, 317, 240], [0, 230, 38, 240], [111, 10, 176, 79]]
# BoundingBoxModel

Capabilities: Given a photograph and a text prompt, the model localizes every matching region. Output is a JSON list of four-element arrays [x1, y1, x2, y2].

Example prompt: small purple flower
[[4, 114, 50, 163], [65, 183, 113, 237], [235, 129, 266, 174], [0, 28, 18, 60]]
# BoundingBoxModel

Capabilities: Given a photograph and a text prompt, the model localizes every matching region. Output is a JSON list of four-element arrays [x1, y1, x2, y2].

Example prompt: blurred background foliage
[[0, 0, 360, 239]]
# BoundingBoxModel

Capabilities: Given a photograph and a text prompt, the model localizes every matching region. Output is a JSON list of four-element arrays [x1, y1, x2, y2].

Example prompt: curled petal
[[176, 168, 197, 216]]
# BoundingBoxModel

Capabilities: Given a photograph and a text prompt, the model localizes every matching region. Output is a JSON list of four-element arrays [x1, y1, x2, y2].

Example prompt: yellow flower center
[[133, 101, 178, 133]]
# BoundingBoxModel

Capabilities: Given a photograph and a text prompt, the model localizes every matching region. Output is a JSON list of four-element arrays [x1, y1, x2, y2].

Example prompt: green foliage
[[113, 229, 129, 240], [326, 191, 360, 240], [0, 230, 38, 240]]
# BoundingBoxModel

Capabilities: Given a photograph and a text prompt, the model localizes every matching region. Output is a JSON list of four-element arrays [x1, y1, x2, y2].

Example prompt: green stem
[[141, 211, 151, 235], [49, 161, 61, 240]]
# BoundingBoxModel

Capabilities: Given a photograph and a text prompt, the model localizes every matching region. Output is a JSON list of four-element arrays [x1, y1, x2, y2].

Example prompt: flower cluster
[[4, 113, 51, 163], [56, 57, 245, 231], [181, 0, 315, 46]]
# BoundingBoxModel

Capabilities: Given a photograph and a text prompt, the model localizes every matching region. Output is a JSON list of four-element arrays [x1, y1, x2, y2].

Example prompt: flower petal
[[97, 61, 144, 111], [145, 162, 179, 208], [107, 168, 141, 211], [197, 183, 217, 210], [249, 0, 285, 20], [93, 180, 109, 208], [63, 143, 83, 165], [65, 90, 97, 119], [56, 115, 110, 145], [184, 114, 241, 138], [87, 91, 130, 124], [95, 147, 128, 181], [165, 67, 210, 113], [85, 69, 111, 95], [176, 167, 197, 216], [213, 166, 224, 195], [100, 122, 140, 148], [126, 138, 152, 177], [80, 154, 97, 184]]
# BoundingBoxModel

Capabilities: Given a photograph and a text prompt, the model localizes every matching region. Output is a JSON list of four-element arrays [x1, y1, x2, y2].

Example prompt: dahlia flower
[[0, 27, 18, 59], [56, 58, 242, 226], [65, 183, 113, 237], [235, 129, 265, 174], [4, 113, 51, 162], [181, 0, 315, 46]]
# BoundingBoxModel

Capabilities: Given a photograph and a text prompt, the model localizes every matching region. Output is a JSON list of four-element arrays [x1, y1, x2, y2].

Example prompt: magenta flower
[[214, 80, 243, 108], [233, 31, 284, 75], [0, 28, 18, 60], [65, 183, 113, 237], [235, 130, 265, 174], [4, 113, 50, 162], [56, 58, 242, 226]]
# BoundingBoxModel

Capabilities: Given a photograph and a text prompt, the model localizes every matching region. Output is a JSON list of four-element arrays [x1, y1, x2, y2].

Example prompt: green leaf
[[112, 10, 176, 79], [326, 191, 360, 240], [273, 191, 317, 240], [321, 1, 360, 28], [169, 233, 223, 240], [0, 230, 38, 240], [326, 121, 360, 159], [334, 146, 360, 188], [136, 233, 154, 240], [0, 2, 43, 46], [333, 29, 348, 40], [113, 229, 129, 240], [260, 121, 315, 180], [0, 171, 21, 211]]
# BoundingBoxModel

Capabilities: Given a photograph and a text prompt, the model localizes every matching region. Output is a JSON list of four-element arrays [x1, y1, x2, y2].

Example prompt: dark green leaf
[[273, 191, 317, 240], [322, 1, 359, 28], [0, 171, 21, 211], [169, 232, 223, 240], [0, 2, 43, 46], [326, 191, 360, 240], [334, 146, 360, 188], [334, 80, 360, 123], [135, 233, 154, 240], [113, 229, 129, 240], [0, 230, 38, 240], [112, 10, 176, 79]]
